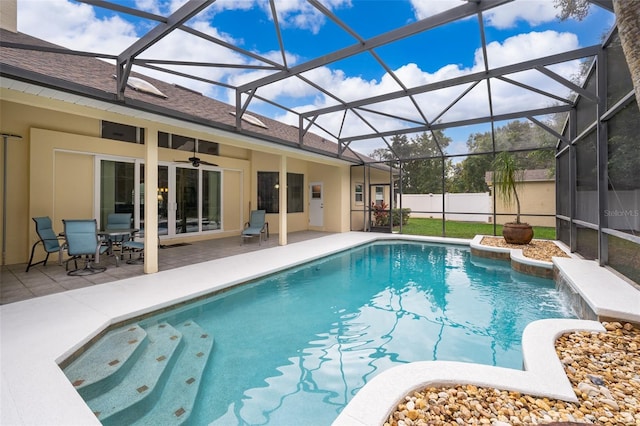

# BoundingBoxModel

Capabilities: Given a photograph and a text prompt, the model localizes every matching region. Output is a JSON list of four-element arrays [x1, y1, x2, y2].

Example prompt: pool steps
[[62, 320, 213, 425], [64, 324, 148, 400], [134, 321, 214, 425]]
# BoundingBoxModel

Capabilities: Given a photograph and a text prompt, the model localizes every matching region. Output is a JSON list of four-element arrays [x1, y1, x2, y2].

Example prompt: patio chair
[[26, 216, 67, 272], [122, 239, 144, 264], [105, 213, 133, 240], [104, 213, 133, 262], [241, 209, 268, 245], [63, 219, 108, 276]]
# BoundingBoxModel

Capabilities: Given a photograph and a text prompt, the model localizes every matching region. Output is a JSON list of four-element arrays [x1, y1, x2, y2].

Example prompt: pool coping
[[1, 232, 638, 425]]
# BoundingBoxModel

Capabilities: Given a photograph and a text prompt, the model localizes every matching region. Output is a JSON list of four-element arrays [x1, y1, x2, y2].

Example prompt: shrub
[[392, 208, 411, 226], [371, 201, 389, 226]]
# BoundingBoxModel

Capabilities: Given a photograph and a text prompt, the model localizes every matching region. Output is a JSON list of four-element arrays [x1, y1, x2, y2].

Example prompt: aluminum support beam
[[116, 0, 214, 99], [302, 46, 599, 119], [238, 0, 513, 93]]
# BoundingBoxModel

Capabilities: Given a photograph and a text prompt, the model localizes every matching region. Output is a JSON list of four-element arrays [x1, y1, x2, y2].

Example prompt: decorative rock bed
[[478, 236, 570, 263], [469, 235, 573, 278], [386, 321, 639, 425]]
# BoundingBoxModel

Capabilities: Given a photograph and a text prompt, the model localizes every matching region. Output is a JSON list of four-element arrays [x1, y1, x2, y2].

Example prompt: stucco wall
[[307, 162, 351, 233], [1, 92, 355, 265], [492, 181, 556, 227]]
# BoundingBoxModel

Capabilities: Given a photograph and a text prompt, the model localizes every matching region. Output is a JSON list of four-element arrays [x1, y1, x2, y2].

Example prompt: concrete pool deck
[[1, 232, 639, 425]]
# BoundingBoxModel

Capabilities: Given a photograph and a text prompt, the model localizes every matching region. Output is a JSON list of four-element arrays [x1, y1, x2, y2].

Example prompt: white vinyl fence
[[397, 193, 491, 223]]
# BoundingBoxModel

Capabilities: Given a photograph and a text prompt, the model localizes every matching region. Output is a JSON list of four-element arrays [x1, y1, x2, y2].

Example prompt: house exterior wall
[[349, 165, 393, 231], [491, 180, 556, 227], [249, 151, 311, 234], [308, 162, 351, 233], [1, 90, 354, 266]]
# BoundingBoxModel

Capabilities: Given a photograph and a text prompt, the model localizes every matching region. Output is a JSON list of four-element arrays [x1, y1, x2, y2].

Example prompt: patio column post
[[279, 155, 287, 246], [144, 128, 159, 273]]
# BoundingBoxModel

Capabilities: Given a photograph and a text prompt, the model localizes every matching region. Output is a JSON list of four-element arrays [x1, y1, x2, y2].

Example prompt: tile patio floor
[[0, 231, 331, 305]]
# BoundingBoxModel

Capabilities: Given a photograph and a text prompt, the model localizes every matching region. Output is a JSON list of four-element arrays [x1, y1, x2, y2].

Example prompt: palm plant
[[492, 151, 524, 224]]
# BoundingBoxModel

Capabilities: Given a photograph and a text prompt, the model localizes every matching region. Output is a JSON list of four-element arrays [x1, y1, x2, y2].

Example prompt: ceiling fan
[[175, 141, 218, 168]]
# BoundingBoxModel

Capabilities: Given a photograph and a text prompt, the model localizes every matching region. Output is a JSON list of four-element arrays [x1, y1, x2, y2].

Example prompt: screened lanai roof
[[2, 0, 616, 162]]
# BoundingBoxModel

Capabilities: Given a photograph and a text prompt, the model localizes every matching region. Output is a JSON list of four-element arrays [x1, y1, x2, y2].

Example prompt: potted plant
[[491, 151, 534, 244]]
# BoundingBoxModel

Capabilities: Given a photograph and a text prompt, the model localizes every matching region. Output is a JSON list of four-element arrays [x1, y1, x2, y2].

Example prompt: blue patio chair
[[63, 219, 108, 276], [122, 239, 144, 264], [241, 210, 268, 245], [105, 213, 132, 241], [104, 213, 133, 263], [26, 216, 67, 272]]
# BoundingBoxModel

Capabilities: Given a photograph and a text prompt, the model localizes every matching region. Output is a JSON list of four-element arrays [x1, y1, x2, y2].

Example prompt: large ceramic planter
[[502, 222, 534, 244]]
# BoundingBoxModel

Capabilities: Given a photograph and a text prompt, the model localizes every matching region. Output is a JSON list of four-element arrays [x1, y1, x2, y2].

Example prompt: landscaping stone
[[480, 237, 570, 262], [386, 322, 639, 426]]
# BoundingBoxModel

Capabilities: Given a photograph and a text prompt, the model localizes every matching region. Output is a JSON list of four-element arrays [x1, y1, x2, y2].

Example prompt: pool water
[[136, 242, 574, 425]]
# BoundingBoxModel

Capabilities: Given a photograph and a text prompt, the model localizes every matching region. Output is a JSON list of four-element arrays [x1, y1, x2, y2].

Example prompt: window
[[287, 173, 304, 213], [157, 131, 219, 155], [202, 170, 221, 230], [258, 172, 279, 213], [354, 183, 364, 204], [375, 186, 384, 206], [101, 121, 144, 144], [257, 172, 304, 213], [158, 131, 170, 148], [99, 160, 135, 227], [198, 139, 219, 156], [173, 134, 194, 151]]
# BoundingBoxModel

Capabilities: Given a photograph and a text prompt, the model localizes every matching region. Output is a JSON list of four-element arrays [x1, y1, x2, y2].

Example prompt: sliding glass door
[[98, 158, 221, 239], [99, 159, 135, 227], [176, 167, 198, 234], [202, 170, 221, 231]]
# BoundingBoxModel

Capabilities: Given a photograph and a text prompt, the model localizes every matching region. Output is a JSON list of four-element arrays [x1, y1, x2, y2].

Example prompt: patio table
[[99, 228, 139, 266]]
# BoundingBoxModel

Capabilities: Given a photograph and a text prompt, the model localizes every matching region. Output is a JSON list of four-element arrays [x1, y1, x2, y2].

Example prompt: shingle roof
[[0, 29, 365, 163]]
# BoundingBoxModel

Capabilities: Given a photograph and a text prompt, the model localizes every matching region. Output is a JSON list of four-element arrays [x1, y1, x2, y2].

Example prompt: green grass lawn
[[398, 218, 556, 240]]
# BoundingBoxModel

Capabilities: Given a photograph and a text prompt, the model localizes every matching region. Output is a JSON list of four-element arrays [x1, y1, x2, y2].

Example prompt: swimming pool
[[63, 241, 575, 425]]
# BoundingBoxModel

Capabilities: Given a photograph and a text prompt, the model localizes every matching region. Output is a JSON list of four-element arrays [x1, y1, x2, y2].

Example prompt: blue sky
[[17, 0, 615, 156]]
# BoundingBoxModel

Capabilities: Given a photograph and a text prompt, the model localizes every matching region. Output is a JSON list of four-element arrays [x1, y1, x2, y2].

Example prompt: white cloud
[[410, 0, 461, 21], [411, 0, 563, 29], [483, 0, 560, 29], [481, 30, 580, 69], [17, 0, 138, 54], [261, 0, 352, 34]]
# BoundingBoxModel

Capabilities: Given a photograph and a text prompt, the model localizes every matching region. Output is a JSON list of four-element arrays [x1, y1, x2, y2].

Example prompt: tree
[[612, 1, 640, 111], [447, 131, 493, 193], [370, 132, 452, 194], [556, 0, 640, 111], [447, 120, 557, 193], [492, 151, 525, 224]]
